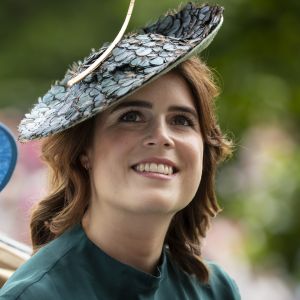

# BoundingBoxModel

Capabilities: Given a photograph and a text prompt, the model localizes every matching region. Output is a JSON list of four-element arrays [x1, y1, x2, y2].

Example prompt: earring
[[84, 163, 90, 170]]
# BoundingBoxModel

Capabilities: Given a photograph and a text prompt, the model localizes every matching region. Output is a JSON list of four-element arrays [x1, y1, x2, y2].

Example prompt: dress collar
[[77, 223, 168, 291]]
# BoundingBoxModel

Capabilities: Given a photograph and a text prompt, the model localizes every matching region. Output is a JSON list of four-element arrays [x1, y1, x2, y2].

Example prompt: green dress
[[0, 224, 240, 299]]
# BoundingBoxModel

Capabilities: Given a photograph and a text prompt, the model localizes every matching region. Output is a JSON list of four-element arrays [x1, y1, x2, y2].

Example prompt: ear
[[79, 153, 90, 170]]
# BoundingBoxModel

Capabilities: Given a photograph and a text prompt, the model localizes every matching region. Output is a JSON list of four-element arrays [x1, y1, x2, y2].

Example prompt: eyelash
[[118, 110, 196, 127], [172, 113, 195, 127], [119, 110, 144, 122]]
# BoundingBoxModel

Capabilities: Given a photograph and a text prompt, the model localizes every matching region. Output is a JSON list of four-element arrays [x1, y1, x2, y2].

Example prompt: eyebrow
[[110, 100, 198, 118], [110, 100, 152, 112]]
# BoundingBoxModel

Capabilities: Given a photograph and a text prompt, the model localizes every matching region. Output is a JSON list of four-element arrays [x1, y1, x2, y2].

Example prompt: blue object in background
[[0, 124, 18, 192]]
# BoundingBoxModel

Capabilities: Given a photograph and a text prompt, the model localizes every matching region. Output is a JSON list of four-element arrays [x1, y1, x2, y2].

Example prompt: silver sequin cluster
[[18, 2, 223, 142]]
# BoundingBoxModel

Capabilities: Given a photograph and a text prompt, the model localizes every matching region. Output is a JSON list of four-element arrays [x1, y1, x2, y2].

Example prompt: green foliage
[[0, 0, 299, 282]]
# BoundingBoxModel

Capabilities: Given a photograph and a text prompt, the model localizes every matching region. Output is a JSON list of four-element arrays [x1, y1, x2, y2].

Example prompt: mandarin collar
[[76, 223, 167, 291]]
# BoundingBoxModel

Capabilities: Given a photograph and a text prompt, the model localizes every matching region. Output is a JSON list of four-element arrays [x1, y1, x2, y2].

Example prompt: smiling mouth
[[131, 162, 179, 176]]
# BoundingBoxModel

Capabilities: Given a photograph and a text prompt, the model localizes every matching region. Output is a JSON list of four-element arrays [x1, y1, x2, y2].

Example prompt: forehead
[[125, 71, 195, 107], [95, 70, 197, 125], [91, 71, 201, 141]]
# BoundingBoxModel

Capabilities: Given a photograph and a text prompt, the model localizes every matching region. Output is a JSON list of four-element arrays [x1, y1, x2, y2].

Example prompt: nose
[[142, 118, 175, 148]]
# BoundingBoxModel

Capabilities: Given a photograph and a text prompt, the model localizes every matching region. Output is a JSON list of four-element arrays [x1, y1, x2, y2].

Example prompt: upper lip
[[131, 157, 179, 172]]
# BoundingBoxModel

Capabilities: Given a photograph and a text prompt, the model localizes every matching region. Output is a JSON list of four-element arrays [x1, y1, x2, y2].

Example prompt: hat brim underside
[[18, 3, 224, 142]]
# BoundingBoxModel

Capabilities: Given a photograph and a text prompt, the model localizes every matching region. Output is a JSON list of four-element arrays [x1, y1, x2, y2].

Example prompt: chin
[[127, 193, 186, 215]]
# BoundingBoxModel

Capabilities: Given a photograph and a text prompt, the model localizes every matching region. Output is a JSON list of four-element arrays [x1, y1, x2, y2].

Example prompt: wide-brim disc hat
[[0, 124, 18, 191], [18, 1, 224, 142]]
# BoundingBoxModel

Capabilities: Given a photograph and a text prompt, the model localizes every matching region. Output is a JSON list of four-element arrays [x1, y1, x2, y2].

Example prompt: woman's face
[[86, 71, 204, 216]]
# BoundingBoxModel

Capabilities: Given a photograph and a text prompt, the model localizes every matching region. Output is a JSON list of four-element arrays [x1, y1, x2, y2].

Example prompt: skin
[[81, 71, 204, 274]]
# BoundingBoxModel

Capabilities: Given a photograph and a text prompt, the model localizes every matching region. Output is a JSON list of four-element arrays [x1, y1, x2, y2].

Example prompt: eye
[[172, 114, 195, 127], [119, 110, 143, 122]]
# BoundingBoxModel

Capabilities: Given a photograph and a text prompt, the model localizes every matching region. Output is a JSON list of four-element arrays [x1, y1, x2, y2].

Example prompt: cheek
[[182, 138, 204, 200], [190, 144, 204, 185], [90, 133, 137, 176], [180, 137, 203, 190], [180, 136, 204, 169]]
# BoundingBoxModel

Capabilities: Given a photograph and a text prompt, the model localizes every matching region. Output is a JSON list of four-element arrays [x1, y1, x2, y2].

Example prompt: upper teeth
[[134, 163, 174, 175]]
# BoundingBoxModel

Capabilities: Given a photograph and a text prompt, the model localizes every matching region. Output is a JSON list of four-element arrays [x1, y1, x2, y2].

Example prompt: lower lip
[[132, 168, 177, 180]]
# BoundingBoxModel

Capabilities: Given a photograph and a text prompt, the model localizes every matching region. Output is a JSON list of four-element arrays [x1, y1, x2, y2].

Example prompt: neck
[[81, 203, 173, 274]]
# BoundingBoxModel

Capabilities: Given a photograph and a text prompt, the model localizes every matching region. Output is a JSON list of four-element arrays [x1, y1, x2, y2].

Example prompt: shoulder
[[0, 280, 53, 300], [205, 261, 241, 300], [165, 250, 240, 299], [0, 224, 84, 300]]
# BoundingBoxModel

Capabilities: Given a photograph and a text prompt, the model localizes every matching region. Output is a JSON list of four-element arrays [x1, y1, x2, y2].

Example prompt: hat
[[18, 2, 224, 142], [0, 124, 18, 191]]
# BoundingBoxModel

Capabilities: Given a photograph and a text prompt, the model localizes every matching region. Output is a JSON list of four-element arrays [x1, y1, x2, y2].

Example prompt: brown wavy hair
[[30, 56, 232, 283]]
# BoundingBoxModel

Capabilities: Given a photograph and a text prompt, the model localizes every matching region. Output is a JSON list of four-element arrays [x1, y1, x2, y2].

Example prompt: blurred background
[[0, 0, 299, 298]]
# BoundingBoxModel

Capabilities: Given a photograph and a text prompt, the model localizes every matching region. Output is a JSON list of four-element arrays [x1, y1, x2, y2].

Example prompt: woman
[[0, 2, 240, 299]]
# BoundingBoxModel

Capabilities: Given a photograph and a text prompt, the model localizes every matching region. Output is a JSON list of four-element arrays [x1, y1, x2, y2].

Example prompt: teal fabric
[[0, 224, 241, 299]]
